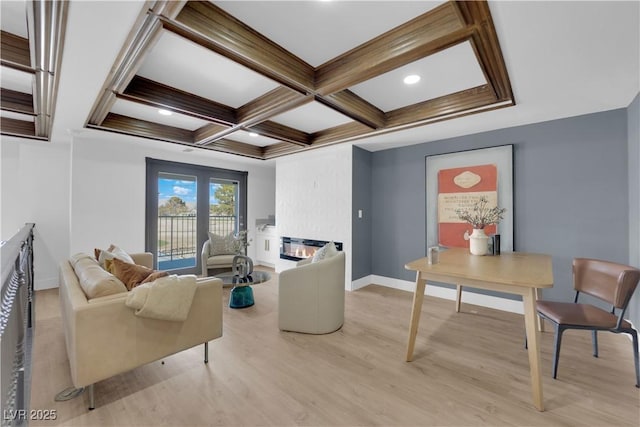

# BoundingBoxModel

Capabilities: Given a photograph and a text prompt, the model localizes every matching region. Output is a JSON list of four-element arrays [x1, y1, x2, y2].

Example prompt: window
[[146, 158, 247, 274]]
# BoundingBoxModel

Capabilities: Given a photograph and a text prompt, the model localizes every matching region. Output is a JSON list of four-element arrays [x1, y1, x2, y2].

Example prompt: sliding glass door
[[146, 158, 247, 275]]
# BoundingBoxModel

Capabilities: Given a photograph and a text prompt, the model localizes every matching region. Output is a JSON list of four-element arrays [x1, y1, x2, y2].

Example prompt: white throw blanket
[[125, 274, 197, 321]]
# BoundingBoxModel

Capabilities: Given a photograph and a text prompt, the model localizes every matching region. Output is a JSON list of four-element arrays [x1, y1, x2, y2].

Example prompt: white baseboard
[[351, 275, 372, 291], [351, 274, 524, 315], [256, 261, 275, 269], [35, 277, 58, 291]]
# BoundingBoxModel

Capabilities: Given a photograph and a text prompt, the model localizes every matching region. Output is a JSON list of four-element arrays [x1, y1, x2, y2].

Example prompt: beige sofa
[[59, 252, 223, 409], [278, 251, 346, 334]]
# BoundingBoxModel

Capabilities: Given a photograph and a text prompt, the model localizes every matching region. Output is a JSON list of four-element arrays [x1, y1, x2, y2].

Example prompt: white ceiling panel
[[111, 99, 209, 131], [227, 130, 281, 147], [1, 0, 28, 38], [0, 66, 34, 93], [270, 102, 352, 133], [137, 31, 280, 108], [350, 41, 487, 112], [213, 1, 442, 67], [0, 110, 34, 122]]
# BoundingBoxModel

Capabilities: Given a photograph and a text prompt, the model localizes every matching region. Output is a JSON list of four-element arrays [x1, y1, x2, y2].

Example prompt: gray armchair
[[278, 251, 345, 334]]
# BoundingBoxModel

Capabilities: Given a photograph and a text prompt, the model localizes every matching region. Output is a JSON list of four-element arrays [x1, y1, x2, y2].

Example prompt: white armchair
[[278, 251, 346, 334], [201, 240, 235, 277]]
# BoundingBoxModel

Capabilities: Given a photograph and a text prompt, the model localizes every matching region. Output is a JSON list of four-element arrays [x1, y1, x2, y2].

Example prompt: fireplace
[[280, 237, 343, 261]]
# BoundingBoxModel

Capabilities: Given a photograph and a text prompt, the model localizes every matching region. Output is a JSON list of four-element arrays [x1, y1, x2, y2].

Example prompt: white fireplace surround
[[275, 144, 352, 286]]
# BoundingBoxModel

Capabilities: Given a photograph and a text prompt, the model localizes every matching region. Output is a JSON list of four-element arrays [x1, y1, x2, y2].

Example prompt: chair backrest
[[573, 258, 640, 310]]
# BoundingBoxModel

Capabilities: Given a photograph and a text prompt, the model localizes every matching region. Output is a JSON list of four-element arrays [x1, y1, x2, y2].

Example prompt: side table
[[214, 257, 271, 309]]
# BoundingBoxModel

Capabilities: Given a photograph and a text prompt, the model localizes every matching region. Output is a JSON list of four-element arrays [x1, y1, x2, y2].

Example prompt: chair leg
[[591, 330, 598, 357], [630, 329, 640, 388], [204, 342, 209, 364], [552, 325, 565, 379], [88, 384, 95, 410]]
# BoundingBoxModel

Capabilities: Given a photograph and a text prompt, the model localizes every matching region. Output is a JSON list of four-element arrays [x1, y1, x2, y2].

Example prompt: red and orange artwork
[[437, 164, 498, 247]]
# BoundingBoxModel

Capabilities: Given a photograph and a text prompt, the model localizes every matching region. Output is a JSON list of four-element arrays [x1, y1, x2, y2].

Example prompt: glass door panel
[[209, 179, 238, 236], [157, 173, 197, 270]]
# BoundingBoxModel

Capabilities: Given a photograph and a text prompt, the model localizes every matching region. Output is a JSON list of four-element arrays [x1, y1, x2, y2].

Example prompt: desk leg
[[535, 288, 545, 332], [523, 288, 544, 411], [455, 285, 462, 313], [406, 272, 426, 362]]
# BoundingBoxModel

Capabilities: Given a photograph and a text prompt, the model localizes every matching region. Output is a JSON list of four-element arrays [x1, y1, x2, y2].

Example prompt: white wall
[[275, 144, 353, 288], [1, 132, 275, 290], [70, 133, 276, 261], [1, 137, 71, 290]]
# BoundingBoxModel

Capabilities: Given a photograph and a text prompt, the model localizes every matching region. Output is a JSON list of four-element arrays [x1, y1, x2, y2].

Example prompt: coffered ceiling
[[1, 1, 638, 162], [1, 0, 514, 160], [0, 0, 67, 140]]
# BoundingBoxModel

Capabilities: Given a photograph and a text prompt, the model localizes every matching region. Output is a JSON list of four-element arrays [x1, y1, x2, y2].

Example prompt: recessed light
[[158, 109, 172, 116], [403, 75, 421, 85], [249, 132, 259, 137]]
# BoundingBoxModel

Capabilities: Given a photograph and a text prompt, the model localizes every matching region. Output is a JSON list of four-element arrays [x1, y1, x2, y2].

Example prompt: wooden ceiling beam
[[315, 2, 469, 95], [151, 1, 187, 20], [170, 1, 314, 93], [193, 87, 312, 146], [203, 138, 264, 159], [262, 142, 305, 159], [1, 88, 35, 115], [98, 113, 194, 143], [29, 0, 68, 138], [1, 117, 36, 138], [248, 121, 311, 146], [310, 122, 374, 147], [87, 13, 164, 125], [122, 75, 236, 125], [97, 112, 265, 159], [236, 87, 311, 125], [0, 31, 32, 71], [317, 90, 385, 129], [455, 1, 514, 102], [194, 123, 229, 142], [386, 85, 497, 128]]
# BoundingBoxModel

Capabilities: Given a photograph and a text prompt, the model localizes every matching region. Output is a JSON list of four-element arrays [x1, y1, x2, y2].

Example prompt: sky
[[158, 177, 220, 206]]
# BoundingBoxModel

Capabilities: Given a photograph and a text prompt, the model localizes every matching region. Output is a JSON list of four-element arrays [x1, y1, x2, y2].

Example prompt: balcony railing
[[157, 215, 236, 268], [1, 223, 35, 425]]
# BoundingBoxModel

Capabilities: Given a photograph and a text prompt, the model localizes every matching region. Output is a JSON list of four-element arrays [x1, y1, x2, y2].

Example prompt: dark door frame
[[145, 157, 248, 274]]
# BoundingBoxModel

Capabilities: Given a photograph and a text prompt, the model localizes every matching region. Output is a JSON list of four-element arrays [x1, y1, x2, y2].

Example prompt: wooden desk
[[405, 248, 553, 411]]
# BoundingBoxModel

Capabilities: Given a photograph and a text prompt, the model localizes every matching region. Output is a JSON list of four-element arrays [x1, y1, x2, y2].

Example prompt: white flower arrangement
[[455, 196, 506, 229]]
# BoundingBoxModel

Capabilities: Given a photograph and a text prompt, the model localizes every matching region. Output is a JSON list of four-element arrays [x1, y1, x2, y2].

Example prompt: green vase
[[229, 286, 254, 308]]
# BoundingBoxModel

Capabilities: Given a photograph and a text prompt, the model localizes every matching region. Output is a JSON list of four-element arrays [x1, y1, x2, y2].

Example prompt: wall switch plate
[[358, 209, 363, 218]]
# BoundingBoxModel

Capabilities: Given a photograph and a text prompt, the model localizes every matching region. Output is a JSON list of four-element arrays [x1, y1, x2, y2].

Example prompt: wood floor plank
[[29, 270, 639, 426]]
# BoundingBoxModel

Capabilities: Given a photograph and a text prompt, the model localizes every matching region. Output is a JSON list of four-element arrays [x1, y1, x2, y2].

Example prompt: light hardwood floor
[[30, 270, 639, 426]]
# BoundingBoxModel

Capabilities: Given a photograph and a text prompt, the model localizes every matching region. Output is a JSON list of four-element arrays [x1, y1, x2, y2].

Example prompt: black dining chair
[[535, 258, 640, 387]]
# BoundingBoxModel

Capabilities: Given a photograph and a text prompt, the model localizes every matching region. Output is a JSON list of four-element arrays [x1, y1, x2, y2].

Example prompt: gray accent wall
[[352, 146, 373, 280], [628, 93, 640, 329], [369, 109, 629, 302]]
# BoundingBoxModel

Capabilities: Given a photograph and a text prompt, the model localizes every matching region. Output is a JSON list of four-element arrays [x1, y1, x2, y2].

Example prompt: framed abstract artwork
[[425, 145, 514, 252]]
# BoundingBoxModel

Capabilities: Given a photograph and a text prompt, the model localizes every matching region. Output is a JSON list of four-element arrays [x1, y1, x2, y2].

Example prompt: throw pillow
[[208, 232, 237, 256], [95, 244, 135, 269], [110, 257, 155, 291], [311, 242, 338, 263]]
